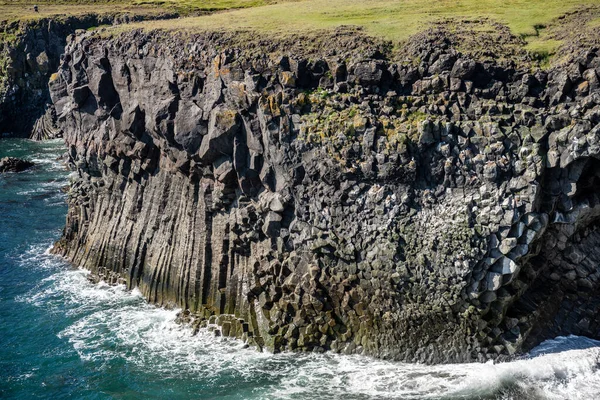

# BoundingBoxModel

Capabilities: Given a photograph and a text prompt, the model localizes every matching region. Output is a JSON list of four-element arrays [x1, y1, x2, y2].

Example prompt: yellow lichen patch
[[279, 71, 296, 87], [215, 109, 238, 127], [353, 115, 368, 132], [268, 94, 282, 116], [212, 56, 221, 77], [295, 92, 309, 108]]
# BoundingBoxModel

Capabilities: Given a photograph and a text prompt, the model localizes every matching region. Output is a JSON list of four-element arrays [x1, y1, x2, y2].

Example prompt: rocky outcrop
[[0, 13, 177, 138], [0, 157, 34, 172], [51, 21, 600, 363]]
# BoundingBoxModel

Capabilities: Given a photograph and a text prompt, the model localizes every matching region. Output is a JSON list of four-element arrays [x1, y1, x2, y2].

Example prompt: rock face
[[0, 157, 34, 172], [51, 23, 600, 363], [0, 13, 177, 139]]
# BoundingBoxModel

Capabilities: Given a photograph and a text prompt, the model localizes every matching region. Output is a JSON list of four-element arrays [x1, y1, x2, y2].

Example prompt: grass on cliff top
[[2, 0, 598, 65], [0, 0, 272, 22], [588, 15, 600, 28], [126, 0, 600, 42], [135, 0, 272, 12], [0, 2, 151, 22]]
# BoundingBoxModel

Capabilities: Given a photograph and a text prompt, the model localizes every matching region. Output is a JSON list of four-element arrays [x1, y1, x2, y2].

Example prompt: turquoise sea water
[[1, 139, 600, 400]]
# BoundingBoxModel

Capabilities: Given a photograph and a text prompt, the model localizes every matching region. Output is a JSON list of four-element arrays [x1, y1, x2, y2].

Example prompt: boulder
[[353, 60, 386, 86], [198, 107, 241, 163], [429, 54, 456, 75], [0, 157, 34, 173], [450, 59, 476, 80]]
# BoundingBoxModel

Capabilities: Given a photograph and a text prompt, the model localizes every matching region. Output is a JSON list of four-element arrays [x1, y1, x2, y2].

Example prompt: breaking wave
[[19, 250, 600, 400]]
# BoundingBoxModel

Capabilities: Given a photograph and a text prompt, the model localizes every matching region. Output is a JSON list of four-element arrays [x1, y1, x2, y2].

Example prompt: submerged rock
[[0, 157, 34, 173]]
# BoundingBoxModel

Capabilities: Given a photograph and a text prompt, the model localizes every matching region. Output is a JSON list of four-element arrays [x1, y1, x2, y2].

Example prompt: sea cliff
[[48, 19, 600, 363]]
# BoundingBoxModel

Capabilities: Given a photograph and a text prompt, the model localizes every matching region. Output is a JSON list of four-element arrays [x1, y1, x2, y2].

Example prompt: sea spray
[[21, 257, 600, 399]]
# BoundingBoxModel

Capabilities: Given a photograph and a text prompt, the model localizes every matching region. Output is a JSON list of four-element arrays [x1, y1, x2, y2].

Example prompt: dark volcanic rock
[[0, 13, 178, 139], [0, 157, 34, 172], [50, 21, 600, 364]]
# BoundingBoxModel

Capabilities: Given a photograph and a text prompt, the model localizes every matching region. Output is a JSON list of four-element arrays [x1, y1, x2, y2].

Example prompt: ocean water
[[1, 138, 600, 400]]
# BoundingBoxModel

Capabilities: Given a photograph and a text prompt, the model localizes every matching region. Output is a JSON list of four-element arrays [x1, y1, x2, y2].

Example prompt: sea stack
[[0, 157, 34, 173]]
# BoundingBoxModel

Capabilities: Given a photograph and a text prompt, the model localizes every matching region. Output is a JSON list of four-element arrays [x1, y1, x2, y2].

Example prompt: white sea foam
[[265, 339, 600, 400], [18, 247, 600, 400], [16, 179, 65, 196]]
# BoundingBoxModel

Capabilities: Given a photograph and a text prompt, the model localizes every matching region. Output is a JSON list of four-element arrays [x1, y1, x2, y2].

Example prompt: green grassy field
[[0, 2, 154, 21], [120, 0, 597, 39], [2, 0, 599, 60], [0, 0, 274, 22]]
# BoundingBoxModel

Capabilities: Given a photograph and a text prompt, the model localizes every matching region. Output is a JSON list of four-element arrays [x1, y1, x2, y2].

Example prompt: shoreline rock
[[0, 157, 34, 172]]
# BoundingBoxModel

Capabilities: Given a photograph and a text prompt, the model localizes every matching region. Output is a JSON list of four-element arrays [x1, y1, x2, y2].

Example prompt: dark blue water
[[1, 139, 600, 400]]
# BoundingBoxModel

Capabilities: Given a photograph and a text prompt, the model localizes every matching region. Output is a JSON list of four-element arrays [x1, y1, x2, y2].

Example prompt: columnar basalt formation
[[51, 21, 600, 363], [0, 13, 177, 138]]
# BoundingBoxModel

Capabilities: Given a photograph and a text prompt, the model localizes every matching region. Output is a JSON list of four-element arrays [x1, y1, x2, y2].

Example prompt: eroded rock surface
[[50, 22, 600, 363], [0, 13, 177, 138], [0, 157, 34, 172]]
